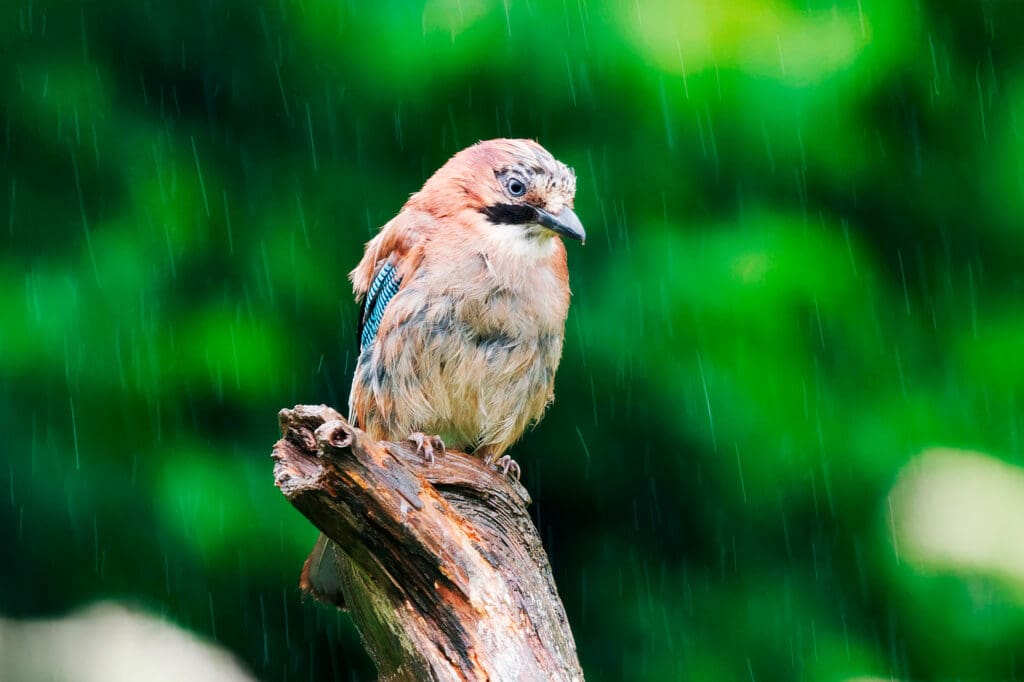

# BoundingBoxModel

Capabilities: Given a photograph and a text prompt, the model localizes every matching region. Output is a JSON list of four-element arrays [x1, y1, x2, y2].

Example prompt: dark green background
[[3, 1, 1024, 679]]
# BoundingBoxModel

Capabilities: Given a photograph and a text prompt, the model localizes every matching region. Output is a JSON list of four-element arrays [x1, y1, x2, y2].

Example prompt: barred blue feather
[[359, 261, 401, 351]]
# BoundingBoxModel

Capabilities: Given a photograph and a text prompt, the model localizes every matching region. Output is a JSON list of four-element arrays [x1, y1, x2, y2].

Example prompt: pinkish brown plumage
[[302, 139, 584, 607], [349, 138, 583, 464]]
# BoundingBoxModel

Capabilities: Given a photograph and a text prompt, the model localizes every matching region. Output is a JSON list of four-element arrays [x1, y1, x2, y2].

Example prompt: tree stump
[[271, 404, 583, 681]]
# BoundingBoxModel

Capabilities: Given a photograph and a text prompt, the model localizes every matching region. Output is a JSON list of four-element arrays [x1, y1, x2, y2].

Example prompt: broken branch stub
[[271, 404, 583, 681]]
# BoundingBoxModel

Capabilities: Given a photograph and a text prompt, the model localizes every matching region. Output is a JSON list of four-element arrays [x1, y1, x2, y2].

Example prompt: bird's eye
[[507, 178, 526, 197]]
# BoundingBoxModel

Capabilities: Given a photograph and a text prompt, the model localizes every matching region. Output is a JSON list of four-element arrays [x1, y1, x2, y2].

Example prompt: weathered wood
[[272, 404, 583, 681]]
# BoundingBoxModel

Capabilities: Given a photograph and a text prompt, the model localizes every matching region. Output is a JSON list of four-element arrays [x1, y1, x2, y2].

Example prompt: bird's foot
[[488, 454, 521, 481], [406, 432, 445, 465]]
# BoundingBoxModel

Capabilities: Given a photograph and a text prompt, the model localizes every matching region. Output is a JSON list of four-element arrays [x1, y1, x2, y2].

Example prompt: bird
[[301, 138, 584, 607]]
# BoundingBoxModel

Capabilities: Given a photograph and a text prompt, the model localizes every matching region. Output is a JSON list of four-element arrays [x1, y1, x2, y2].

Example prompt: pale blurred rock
[[890, 447, 1024, 584], [0, 603, 256, 682]]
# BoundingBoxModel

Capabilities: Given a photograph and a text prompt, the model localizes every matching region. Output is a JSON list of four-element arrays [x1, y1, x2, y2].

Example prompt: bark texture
[[272, 404, 583, 681]]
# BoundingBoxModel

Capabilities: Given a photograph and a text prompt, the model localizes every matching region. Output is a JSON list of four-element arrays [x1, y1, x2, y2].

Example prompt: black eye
[[507, 177, 526, 197]]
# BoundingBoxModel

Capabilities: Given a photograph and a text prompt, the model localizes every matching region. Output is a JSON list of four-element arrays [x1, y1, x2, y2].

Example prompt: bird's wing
[[349, 210, 429, 351], [358, 259, 401, 350]]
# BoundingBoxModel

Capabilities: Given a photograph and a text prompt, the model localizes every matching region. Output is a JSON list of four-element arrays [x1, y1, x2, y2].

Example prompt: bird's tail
[[300, 533, 348, 609]]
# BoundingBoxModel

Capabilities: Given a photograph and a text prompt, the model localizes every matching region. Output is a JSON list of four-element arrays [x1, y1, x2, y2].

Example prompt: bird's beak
[[534, 206, 586, 244]]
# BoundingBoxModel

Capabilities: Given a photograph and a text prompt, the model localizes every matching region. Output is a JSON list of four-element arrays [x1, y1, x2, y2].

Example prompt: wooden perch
[[271, 404, 583, 681]]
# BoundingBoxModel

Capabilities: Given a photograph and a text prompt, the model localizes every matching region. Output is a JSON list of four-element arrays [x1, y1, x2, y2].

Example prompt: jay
[[303, 138, 584, 606]]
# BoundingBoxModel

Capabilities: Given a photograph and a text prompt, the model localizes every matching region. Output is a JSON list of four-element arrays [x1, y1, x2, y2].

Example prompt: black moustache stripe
[[480, 203, 538, 225]]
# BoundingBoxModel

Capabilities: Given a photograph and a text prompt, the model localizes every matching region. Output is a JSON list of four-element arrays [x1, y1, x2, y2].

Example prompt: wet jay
[[303, 138, 584, 606]]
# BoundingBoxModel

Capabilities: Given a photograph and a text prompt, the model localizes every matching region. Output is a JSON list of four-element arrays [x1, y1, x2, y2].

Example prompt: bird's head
[[409, 138, 586, 246]]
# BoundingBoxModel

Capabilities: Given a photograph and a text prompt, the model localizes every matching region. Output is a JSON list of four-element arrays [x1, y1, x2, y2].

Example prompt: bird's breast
[[414, 246, 569, 449], [352, 234, 571, 454]]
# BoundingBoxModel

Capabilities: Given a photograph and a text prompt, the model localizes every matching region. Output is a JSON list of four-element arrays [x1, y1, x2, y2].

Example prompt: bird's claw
[[406, 432, 445, 465], [495, 455, 521, 481]]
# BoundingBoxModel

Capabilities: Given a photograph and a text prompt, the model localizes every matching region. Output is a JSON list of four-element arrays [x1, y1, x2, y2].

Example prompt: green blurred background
[[3, 0, 1024, 679]]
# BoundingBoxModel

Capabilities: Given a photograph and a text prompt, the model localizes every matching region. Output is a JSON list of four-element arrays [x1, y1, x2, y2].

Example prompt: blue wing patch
[[359, 261, 402, 351]]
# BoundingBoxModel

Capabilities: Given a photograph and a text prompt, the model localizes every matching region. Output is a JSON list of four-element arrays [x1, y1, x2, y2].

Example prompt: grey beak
[[535, 206, 586, 244]]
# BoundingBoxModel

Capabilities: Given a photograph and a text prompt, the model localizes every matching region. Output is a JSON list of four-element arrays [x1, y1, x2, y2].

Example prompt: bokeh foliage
[[3, 0, 1024, 679]]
